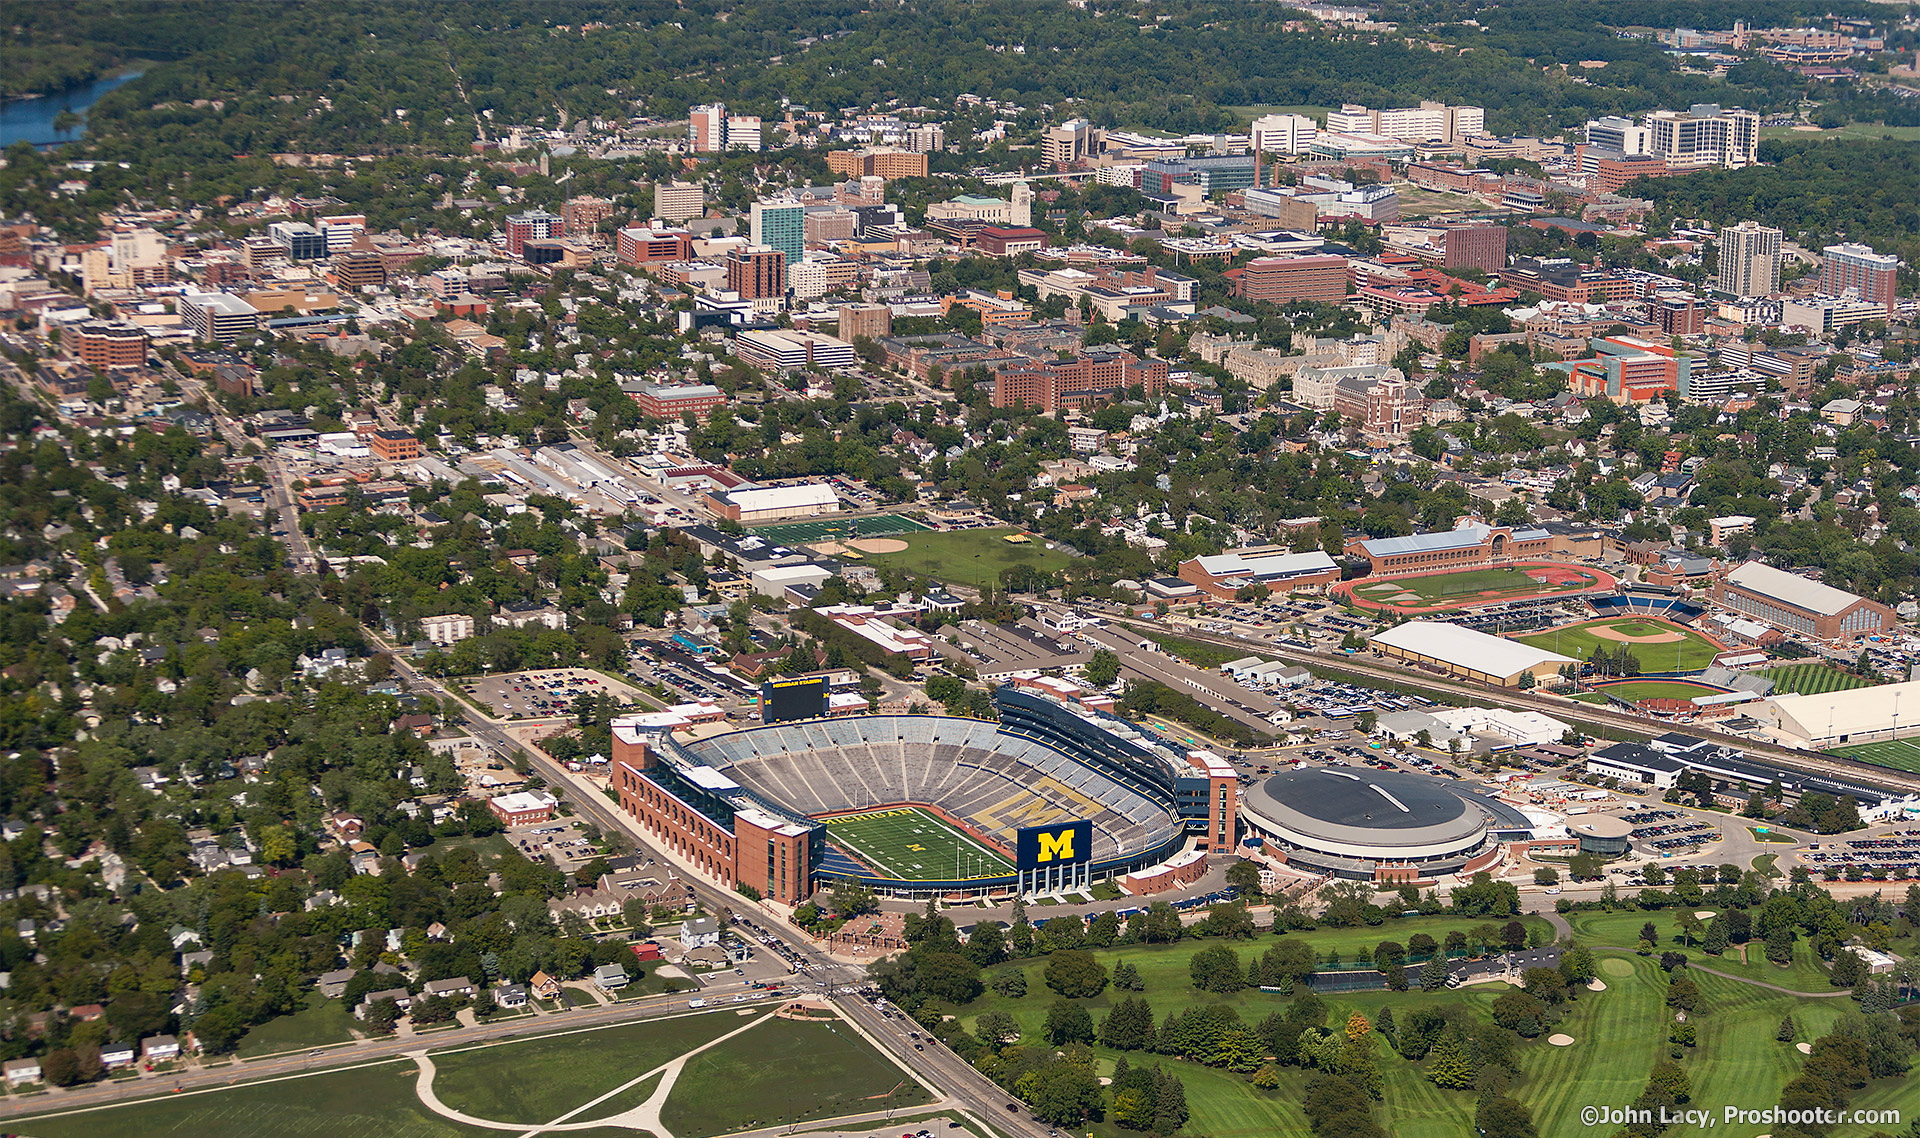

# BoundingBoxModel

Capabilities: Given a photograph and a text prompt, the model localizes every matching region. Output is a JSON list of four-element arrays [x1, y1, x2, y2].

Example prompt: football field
[[818, 806, 1016, 881], [1829, 738, 1920, 774]]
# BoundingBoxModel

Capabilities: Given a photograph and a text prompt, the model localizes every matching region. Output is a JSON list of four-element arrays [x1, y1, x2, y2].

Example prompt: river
[[0, 70, 145, 149]]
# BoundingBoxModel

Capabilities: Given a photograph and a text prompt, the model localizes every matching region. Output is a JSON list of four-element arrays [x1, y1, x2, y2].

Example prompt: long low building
[[1758, 679, 1920, 750], [1347, 522, 1552, 575], [703, 482, 840, 523], [734, 329, 857, 371], [1710, 560, 1894, 642], [1176, 546, 1341, 601], [1371, 621, 1575, 688]]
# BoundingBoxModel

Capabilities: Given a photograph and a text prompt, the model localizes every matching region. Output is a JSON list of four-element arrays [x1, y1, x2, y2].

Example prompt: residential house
[[530, 971, 562, 1001], [3, 1058, 40, 1086], [494, 982, 529, 1009], [422, 976, 474, 1000], [317, 967, 357, 999], [592, 963, 630, 992], [141, 1034, 181, 1063], [680, 916, 722, 949]]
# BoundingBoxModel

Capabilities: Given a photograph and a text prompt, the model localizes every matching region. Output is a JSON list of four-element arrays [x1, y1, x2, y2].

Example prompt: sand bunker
[[1591, 624, 1685, 644], [1586, 979, 1607, 992], [849, 537, 910, 553], [1797, 1042, 1813, 1054], [1695, 911, 1716, 920], [1549, 1034, 1575, 1046]]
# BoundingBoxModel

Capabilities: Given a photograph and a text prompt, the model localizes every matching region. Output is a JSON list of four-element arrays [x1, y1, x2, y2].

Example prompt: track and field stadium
[[611, 685, 1203, 899], [1335, 561, 1618, 614]]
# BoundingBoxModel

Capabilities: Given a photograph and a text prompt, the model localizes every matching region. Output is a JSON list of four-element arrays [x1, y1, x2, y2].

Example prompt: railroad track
[[1103, 613, 1920, 797]]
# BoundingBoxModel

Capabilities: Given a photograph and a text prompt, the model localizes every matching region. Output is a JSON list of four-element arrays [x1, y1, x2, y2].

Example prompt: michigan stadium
[[607, 677, 1224, 901]]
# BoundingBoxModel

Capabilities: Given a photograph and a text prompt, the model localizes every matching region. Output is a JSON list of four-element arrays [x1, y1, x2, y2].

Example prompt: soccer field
[[748, 513, 930, 543], [819, 806, 1016, 881], [1829, 738, 1920, 774], [1761, 662, 1872, 696]]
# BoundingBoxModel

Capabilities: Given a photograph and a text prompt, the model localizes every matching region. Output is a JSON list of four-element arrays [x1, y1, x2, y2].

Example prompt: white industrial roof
[[1765, 679, 1920, 743], [723, 482, 839, 511], [1372, 621, 1574, 678], [1725, 561, 1862, 617], [1192, 548, 1337, 580]]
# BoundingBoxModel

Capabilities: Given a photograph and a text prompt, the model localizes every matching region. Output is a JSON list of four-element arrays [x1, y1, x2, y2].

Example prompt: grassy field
[[819, 806, 1016, 882], [1759, 122, 1920, 143], [1563, 909, 1837, 993], [430, 1013, 739, 1124], [1517, 617, 1724, 671], [1761, 662, 1872, 696], [1358, 566, 1587, 602], [5, 1059, 642, 1138], [235, 995, 359, 1059], [1828, 736, 1920, 774], [748, 513, 930, 543], [1146, 630, 1252, 670], [849, 526, 1074, 590], [1594, 679, 1725, 702], [657, 1016, 931, 1135]]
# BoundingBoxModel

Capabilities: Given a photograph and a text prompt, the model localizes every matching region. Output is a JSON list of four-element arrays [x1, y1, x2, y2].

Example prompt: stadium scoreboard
[[1015, 819, 1092, 871], [761, 676, 828, 724]]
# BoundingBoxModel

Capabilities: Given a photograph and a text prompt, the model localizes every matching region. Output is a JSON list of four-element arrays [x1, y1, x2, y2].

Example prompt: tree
[[993, 970, 1027, 998], [1113, 960, 1144, 991], [1100, 996, 1157, 1051], [965, 922, 1008, 967], [1649, 1060, 1691, 1103], [1190, 945, 1247, 994], [1084, 648, 1121, 687], [1533, 867, 1559, 885], [830, 878, 877, 917], [1492, 990, 1547, 1037], [1420, 957, 1449, 991], [1225, 858, 1264, 900], [1044, 998, 1095, 1045], [1045, 949, 1109, 998], [1666, 975, 1699, 1011], [1476, 1095, 1539, 1138], [1425, 1033, 1475, 1089], [976, 1009, 1020, 1049]]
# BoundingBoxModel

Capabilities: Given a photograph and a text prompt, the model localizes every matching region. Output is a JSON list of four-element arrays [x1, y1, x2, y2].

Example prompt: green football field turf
[[1594, 680, 1724, 702], [819, 806, 1016, 881], [1516, 617, 1724, 671], [1829, 737, 1920, 774], [1363, 565, 1598, 601], [747, 513, 930, 543], [1760, 662, 1872, 696]]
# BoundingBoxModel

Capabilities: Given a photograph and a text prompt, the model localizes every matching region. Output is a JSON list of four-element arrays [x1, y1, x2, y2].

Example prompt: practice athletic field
[[845, 526, 1075, 590], [1829, 738, 1920, 775], [1339, 561, 1616, 613], [1761, 662, 1873, 696], [818, 806, 1016, 881], [1592, 679, 1727, 702], [1515, 616, 1725, 672], [748, 513, 930, 543]]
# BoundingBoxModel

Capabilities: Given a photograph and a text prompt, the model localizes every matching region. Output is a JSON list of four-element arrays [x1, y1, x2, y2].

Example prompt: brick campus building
[[1710, 561, 1894, 643], [992, 349, 1168, 413], [611, 720, 816, 905]]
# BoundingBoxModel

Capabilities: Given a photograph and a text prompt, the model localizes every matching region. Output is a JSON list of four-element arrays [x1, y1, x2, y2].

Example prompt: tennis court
[[749, 514, 932, 544], [817, 806, 1015, 881]]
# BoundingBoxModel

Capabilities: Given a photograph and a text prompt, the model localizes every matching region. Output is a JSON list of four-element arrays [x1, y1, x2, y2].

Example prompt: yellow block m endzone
[[1035, 828, 1076, 863]]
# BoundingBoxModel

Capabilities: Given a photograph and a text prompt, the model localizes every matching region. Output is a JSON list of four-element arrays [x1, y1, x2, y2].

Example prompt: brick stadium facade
[[611, 724, 816, 905]]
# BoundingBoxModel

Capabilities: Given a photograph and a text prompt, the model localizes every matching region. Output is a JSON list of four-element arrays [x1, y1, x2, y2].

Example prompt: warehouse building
[[1175, 546, 1341, 601], [703, 482, 840, 524], [1710, 561, 1894, 642], [1370, 621, 1575, 688]]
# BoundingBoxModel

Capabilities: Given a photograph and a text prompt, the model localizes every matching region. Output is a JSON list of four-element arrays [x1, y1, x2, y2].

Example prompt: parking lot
[[460, 668, 642, 720]]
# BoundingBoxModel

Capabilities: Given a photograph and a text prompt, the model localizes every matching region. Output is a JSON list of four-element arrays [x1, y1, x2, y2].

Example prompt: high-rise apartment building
[[725, 246, 787, 301], [749, 199, 806, 267], [904, 123, 945, 153], [1250, 113, 1316, 155], [1717, 221, 1782, 299], [1820, 242, 1899, 316], [503, 210, 564, 256], [653, 181, 706, 224], [688, 103, 727, 152]]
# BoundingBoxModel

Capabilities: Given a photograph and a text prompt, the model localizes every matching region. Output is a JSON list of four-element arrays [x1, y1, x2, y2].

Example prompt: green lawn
[[1517, 618, 1724, 672], [1759, 122, 1920, 143], [236, 995, 359, 1059], [1563, 909, 1836, 993], [1761, 662, 1872, 696], [1828, 736, 1920, 774], [4, 1059, 646, 1138], [658, 1015, 931, 1135], [821, 806, 1016, 882], [849, 527, 1074, 590], [1145, 631, 1251, 670], [430, 1013, 738, 1125], [1368, 566, 1589, 601]]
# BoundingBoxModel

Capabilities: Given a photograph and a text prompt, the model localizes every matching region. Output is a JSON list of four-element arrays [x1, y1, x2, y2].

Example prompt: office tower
[[750, 198, 805, 266]]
